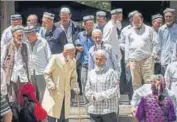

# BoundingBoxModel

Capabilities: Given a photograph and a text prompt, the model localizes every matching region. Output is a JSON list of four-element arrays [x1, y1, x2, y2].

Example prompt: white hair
[[92, 29, 102, 36], [64, 43, 75, 50], [94, 49, 108, 59]]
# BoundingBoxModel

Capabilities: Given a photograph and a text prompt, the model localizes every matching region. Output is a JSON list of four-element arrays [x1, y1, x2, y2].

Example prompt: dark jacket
[[55, 20, 82, 45], [40, 25, 67, 54]]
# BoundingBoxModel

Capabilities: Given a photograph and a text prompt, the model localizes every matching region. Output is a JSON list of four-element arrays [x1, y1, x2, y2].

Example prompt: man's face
[[27, 16, 37, 27], [25, 32, 36, 43], [164, 12, 174, 26], [111, 14, 118, 23], [13, 30, 24, 44], [92, 32, 102, 44], [152, 18, 163, 30], [66, 48, 75, 59], [60, 12, 71, 26], [132, 14, 143, 29], [42, 17, 52, 29], [11, 20, 22, 27], [97, 16, 106, 25], [117, 13, 123, 22], [85, 20, 94, 31], [95, 53, 106, 67]]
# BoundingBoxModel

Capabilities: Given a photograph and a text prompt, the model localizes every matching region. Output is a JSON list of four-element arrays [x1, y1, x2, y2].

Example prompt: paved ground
[[69, 94, 136, 122]]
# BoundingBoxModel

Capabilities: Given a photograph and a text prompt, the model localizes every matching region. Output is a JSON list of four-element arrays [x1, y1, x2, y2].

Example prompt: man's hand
[[76, 46, 84, 52], [151, 54, 159, 60], [131, 106, 137, 117], [73, 88, 80, 95]]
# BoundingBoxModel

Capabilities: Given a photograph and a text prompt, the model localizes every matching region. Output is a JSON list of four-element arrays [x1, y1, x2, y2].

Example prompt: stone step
[[69, 105, 134, 118]]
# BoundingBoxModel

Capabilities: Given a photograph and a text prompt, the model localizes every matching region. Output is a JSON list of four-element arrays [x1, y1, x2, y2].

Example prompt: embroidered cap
[[24, 26, 36, 33], [110, 8, 123, 15], [11, 25, 24, 33], [11, 14, 22, 21], [64, 43, 75, 50], [96, 11, 106, 17], [60, 7, 71, 14], [83, 15, 94, 21], [128, 10, 138, 19], [43, 12, 55, 20], [152, 14, 163, 21], [163, 8, 175, 14]]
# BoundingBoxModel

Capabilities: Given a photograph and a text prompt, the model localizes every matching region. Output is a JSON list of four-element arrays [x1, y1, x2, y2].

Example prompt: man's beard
[[15, 39, 22, 44], [96, 43, 101, 49]]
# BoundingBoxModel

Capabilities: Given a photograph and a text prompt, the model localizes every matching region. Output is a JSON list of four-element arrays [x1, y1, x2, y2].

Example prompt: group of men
[[0, 5, 177, 122]]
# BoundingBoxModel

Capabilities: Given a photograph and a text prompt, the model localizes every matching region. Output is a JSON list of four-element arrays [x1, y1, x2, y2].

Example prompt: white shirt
[[127, 24, 159, 61], [11, 43, 28, 83], [27, 37, 51, 75], [103, 20, 122, 60]]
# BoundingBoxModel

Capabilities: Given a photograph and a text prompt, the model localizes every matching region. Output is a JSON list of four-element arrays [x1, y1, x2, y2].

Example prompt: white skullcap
[[94, 49, 108, 59], [92, 29, 102, 36], [60, 7, 71, 14], [64, 43, 75, 50]]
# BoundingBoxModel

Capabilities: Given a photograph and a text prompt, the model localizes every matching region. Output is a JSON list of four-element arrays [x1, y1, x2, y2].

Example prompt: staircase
[[69, 94, 136, 122]]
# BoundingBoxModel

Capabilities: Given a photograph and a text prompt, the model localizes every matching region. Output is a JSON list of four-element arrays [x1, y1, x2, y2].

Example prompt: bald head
[[27, 14, 38, 27]]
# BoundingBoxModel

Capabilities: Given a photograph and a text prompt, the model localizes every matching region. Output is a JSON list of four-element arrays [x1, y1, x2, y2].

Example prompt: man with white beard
[[88, 29, 121, 82], [85, 50, 120, 122]]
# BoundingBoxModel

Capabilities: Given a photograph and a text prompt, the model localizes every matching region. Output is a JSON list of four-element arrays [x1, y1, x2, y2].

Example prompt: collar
[[95, 66, 109, 74], [164, 23, 176, 29]]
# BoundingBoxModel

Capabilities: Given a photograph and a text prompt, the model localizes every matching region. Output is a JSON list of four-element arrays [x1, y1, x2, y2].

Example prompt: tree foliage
[[77, 1, 111, 11]]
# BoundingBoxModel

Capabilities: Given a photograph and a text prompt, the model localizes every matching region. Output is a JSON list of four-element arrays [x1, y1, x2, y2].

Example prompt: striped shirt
[[158, 23, 177, 66], [85, 67, 119, 115]]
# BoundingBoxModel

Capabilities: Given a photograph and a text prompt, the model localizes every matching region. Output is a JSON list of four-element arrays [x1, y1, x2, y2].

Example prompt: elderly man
[[40, 12, 67, 54], [88, 29, 121, 81], [26, 14, 41, 33], [94, 11, 107, 32], [42, 43, 80, 122], [103, 9, 122, 61], [55, 7, 81, 44], [1, 25, 29, 102], [85, 50, 119, 122], [151, 14, 164, 74], [127, 12, 159, 90], [119, 10, 138, 98], [24, 26, 51, 103], [158, 8, 177, 75], [1, 14, 22, 48], [75, 15, 94, 100]]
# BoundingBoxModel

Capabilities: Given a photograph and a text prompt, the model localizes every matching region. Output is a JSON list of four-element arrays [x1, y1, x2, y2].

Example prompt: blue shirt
[[75, 31, 94, 65], [158, 23, 177, 66]]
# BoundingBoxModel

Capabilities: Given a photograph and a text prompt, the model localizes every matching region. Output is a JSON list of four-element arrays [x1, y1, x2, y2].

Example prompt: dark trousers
[[90, 112, 118, 122], [48, 98, 68, 122]]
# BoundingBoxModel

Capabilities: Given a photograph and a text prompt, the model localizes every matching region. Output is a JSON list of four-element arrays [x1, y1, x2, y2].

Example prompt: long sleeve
[[70, 61, 79, 90], [85, 72, 94, 102], [45, 41, 52, 61], [151, 29, 160, 55], [119, 31, 126, 51], [44, 55, 56, 90], [168, 99, 176, 122], [88, 49, 94, 71], [110, 47, 121, 80], [164, 64, 172, 89], [131, 90, 141, 106], [136, 97, 145, 122], [102, 24, 112, 44], [59, 31, 68, 47], [95, 71, 119, 101]]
